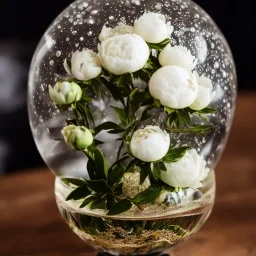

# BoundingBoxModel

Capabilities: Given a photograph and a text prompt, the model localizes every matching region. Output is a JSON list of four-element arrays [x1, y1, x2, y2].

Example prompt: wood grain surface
[[0, 93, 256, 256]]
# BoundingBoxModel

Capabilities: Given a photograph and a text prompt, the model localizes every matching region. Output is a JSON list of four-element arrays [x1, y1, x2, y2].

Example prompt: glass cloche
[[28, 0, 237, 255]]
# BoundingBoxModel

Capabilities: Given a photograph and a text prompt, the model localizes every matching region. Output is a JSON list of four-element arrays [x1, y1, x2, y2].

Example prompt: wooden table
[[1, 94, 256, 256]]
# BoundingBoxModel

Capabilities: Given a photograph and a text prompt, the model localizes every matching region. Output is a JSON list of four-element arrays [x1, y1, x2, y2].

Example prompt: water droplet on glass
[[214, 62, 219, 69], [56, 51, 62, 57]]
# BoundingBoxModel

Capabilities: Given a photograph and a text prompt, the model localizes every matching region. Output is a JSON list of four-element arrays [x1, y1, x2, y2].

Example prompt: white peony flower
[[130, 125, 170, 162], [134, 12, 174, 43], [190, 73, 213, 110], [149, 66, 198, 109], [99, 34, 150, 75], [159, 44, 198, 71], [49, 81, 82, 105], [99, 24, 134, 42], [62, 125, 94, 151], [65, 49, 102, 81], [160, 149, 210, 189]]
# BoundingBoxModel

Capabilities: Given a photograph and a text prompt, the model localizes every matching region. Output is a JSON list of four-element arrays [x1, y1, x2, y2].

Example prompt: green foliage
[[94, 122, 125, 135], [165, 107, 217, 134], [66, 185, 90, 201], [59, 39, 218, 216], [132, 185, 162, 205], [107, 199, 133, 215], [162, 147, 192, 163], [147, 38, 171, 51]]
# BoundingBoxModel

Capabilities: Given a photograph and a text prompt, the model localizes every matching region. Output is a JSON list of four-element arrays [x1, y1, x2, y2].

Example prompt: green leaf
[[167, 112, 177, 127], [88, 146, 108, 180], [168, 125, 214, 134], [108, 129, 126, 134], [132, 184, 162, 205], [147, 38, 171, 51], [129, 89, 153, 111], [164, 107, 175, 114], [86, 157, 97, 180], [106, 195, 116, 210], [158, 162, 167, 172], [152, 162, 161, 179], [139, 163, 151, 185], [108, 165, 125, 188], [100, 77, 125, 106], [133, 69, 151, 83], [125, 158, 139, 172], [163, 147, 191, 163], [94, 122, 125, 135], [85, 179, 112, 193], [107, 199, 133, 216], [147, 55, 161, 70], [94, 139, 104, 146], [112, 107, 128, 126], [90, 197, 107, 210], [80, 195, 98, 208], [108, 156, 129, 187], [83, 79, 92, 85], [144, 63, 154, 69], [66, 185, 90, 201], [154, 99, 161, 107], [61, 178, 87, 187], [176, 110, 192, 127], [124, 120, 140, 141], [197, 107, 217, 114]]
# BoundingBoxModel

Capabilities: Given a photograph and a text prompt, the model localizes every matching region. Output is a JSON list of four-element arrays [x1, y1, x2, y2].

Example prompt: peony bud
[[134, 12, 173, 43], [62, 125, 93, 151], [130, 125, 170, 162], [160, 149, 210, 189], [190, 73, 213, 111], [98, 34, 150, 75], [159, 45, 198, 71], [149, 66, 198, 109], [65, 49, 102, 81], [49, 81, 82, 105]]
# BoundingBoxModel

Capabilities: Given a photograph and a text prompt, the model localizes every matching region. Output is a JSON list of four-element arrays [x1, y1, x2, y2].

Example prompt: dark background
[[0, 0, 254, 174]]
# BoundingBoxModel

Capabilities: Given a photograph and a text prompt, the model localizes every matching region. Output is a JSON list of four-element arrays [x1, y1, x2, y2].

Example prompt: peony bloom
[[160, 149, 210, 189], [190, 73, 213, 110], [49, 81, 82, 105], [149, 66, 198, 109], [159, 45, 198, 71], [99, 34, 150, 75], [64, 49, 102, 81], [130, 125, 170, 162], [134, 12, 173, 43], [62, 125, 94, 151], [99, 24, 134, 42]]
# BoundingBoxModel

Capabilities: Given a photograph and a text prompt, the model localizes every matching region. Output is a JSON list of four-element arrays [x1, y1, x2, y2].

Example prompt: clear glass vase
[[28, 0, 237, 255], [55, 171, 215, 255]]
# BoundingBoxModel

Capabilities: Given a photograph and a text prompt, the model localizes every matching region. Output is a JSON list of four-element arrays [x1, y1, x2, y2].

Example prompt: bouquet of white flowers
[[49, 12, 216, 216]]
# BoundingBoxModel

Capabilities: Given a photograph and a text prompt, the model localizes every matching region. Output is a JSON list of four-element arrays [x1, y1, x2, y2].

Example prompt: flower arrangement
[[49, 12, 216, 216]]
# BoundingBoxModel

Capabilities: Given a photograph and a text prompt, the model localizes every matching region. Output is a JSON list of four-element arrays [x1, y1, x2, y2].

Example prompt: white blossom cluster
[[48, 12, 213, 190]]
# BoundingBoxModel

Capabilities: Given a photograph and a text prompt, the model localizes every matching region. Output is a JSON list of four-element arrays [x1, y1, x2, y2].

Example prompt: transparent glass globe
[[28, 0, 236, 255], [28, 0, 236, 177]]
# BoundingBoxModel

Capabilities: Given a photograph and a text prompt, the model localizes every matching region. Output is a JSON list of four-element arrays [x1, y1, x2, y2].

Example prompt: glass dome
[[28, 0, 237, 254], [28, 0, 236, 178]]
